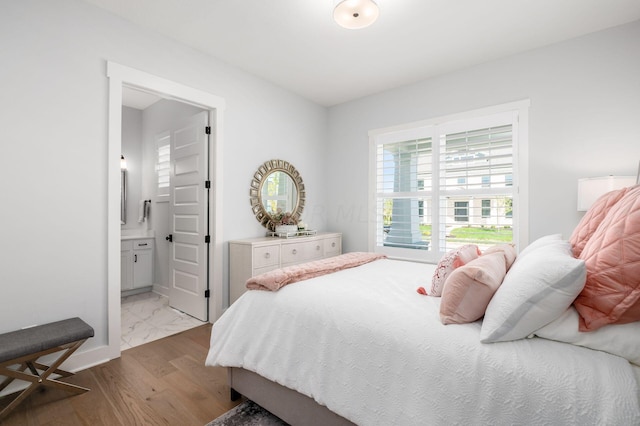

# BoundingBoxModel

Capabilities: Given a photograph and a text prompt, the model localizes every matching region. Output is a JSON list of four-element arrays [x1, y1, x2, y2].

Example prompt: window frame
[[368, 100, 529, 263]]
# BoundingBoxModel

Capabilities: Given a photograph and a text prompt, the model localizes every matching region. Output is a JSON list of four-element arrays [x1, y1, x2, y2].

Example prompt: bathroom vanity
[[121, 236, 154, 296]]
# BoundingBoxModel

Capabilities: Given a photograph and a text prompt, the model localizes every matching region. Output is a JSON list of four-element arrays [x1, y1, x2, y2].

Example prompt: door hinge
[[205, 235, 211, 244], [204, 289, 210, 298], [205, 180, 211, 189], [205, 126, 211, 134]]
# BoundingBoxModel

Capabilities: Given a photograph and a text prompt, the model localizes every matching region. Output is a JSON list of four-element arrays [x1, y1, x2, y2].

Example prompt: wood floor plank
[[0, 324, 231, 426], [68, 369, 125, 426], [91, 360, 169, 425], [162, 369, 239, 423]]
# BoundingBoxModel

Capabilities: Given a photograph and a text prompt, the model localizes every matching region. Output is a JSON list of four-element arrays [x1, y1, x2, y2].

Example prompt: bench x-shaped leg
[[0, 339, 89, 420]]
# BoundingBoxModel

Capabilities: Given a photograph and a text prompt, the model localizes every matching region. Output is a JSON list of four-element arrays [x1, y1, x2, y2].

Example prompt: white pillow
[[517, 233, 562, 258], [535, 306, 640, 366], [480, 238, 586, 343]]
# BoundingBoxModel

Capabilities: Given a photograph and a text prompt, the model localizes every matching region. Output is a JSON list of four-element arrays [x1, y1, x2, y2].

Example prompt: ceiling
[[122, 86, 162, 110], [85, 0, 640, 107]]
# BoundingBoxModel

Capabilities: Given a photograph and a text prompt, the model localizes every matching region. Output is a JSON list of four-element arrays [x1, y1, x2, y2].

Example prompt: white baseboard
[[152, 283, 169, 297]]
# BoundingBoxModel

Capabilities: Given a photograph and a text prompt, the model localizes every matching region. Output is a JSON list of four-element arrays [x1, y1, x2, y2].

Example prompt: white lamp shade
[[334, 0, 379, 29], [577, 176, 636, 211]]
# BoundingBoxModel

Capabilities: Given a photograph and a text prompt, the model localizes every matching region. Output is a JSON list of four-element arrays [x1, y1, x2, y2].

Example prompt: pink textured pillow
[[570, 187, 629, 257], [483, 243, 517, 271], [440, 252, 507, 324], [574, 184, 640, 331], [430, 245, 481, 297]]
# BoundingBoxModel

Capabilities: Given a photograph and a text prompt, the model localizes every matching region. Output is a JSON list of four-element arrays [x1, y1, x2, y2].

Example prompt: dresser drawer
[[281, 240, 323, 265], [324, 236, 341, 257], [254, 264, 280, 276], [253, 245, 280, 268]]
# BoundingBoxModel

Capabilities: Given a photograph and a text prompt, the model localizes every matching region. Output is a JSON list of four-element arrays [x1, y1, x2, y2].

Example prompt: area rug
[[206, 400, 289, 426]]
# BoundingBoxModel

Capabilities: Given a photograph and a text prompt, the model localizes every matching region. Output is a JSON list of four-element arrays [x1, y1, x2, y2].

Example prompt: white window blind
[[439, 124, 514, 253], [369, 102, 528, 262], [156, 134, 170, 198]]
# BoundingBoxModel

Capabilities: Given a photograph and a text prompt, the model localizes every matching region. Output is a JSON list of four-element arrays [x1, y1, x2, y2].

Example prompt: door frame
[[107, 61, 225, 360]]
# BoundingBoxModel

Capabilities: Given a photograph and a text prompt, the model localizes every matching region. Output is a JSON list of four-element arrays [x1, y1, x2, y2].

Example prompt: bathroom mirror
[[250, 159, 305, 230], [121, 169, 127, 225]]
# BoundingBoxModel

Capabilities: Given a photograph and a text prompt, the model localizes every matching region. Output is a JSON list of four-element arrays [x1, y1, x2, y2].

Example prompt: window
[[454, 201, 469, 222], [481, 199, 491, 218], [369, 101, 529, 262], [506, 174, 513, 186], [156, 132, 170, 198]]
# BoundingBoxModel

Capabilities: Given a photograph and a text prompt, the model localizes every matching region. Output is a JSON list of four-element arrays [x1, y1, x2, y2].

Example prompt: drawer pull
[[316, 245, 321, 250], [292, 249, 297, 255], [332, 242, 336, 248], [264, 252, 270, 259], [137, 243, 148, 247]]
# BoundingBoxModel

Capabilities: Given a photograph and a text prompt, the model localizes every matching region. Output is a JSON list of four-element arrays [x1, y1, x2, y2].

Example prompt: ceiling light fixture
[[333, 0, 379, 30]]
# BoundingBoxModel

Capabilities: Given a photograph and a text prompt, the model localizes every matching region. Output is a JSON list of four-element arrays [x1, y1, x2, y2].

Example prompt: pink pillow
[[430, 245, 481, 297], [483, 243, 517, 271], [574, 184, 640, 331], [440, 252, 507, 324], [570, 187, 629, 257]]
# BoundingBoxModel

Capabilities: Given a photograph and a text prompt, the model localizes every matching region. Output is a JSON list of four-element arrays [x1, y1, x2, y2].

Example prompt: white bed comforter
[[206, 259, 640, 425]]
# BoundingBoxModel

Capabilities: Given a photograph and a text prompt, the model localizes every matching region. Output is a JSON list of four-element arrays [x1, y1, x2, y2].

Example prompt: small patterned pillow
[[430, 244, 481, 297]]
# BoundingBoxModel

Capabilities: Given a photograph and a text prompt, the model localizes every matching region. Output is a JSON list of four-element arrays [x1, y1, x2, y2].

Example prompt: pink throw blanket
[[246, 252, 387, 291]]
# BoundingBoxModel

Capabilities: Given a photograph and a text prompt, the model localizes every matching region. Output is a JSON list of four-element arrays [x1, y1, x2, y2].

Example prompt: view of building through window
[[373, 109, 522, 261]]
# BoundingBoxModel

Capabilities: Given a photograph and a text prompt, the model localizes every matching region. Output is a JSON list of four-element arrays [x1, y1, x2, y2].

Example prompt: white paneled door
[[169, 111, 209, 321]]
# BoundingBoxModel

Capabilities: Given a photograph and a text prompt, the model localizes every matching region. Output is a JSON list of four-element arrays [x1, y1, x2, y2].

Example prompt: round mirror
[[250, 159, 305, 231]]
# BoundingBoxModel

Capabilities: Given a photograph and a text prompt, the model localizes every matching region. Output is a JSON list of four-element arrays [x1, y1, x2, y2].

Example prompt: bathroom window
[[156, 133, 170, 198]]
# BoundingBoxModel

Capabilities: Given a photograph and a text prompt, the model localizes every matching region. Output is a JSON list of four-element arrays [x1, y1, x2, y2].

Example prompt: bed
[[206, 185, 640, 425]]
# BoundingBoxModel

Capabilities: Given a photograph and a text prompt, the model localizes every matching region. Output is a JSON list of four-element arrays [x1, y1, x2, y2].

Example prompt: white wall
[[0, 0, 328, 364], [327, 20, 640, 253]]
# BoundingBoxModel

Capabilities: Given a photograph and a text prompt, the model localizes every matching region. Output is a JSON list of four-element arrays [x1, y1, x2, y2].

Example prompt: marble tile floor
[[121, 291, 206, 351]]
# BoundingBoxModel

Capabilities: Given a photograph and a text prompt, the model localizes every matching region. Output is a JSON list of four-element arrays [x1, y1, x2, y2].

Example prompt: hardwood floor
[[0, 324, 242, 425]]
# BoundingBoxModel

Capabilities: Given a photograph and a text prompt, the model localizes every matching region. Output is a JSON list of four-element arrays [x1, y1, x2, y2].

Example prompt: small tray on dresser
[[267, 229, 318, 239]]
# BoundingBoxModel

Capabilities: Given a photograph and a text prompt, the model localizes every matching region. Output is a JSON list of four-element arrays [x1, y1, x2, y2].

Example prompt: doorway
[[120, 92, 209, 349], [107, 62, 225, 360]]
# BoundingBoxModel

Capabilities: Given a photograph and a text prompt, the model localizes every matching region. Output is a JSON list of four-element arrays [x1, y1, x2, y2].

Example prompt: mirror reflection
[[261, 171, 298, 216]]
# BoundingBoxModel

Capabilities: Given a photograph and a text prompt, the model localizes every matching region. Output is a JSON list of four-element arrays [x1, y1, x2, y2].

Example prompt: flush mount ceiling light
[[333, 0, 379, 30]]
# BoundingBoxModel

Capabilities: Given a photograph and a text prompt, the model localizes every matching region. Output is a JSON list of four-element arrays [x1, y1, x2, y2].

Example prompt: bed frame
[[229, 367, 355, 426]]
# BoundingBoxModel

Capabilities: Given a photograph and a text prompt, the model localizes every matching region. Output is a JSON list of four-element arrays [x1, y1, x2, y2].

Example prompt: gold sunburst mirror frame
[[250, 159, 305, 231]]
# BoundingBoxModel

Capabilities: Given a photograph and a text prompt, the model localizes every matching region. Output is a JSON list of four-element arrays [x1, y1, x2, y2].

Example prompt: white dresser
[[229, 232, 342, 304]]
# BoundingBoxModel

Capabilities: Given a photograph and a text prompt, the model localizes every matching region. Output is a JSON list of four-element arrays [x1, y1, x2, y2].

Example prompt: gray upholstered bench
[[0, 317, 94, 420]]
